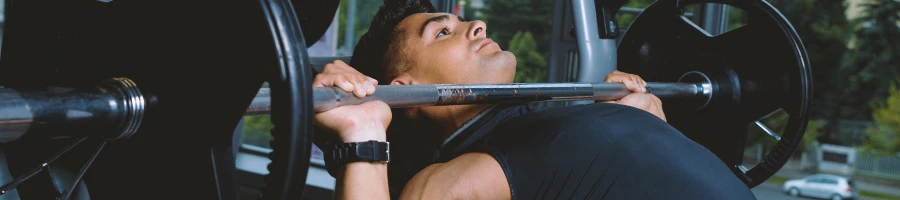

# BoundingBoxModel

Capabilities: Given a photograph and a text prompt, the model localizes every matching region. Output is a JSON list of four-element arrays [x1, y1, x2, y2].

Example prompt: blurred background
[[230, 0, 900, 199]]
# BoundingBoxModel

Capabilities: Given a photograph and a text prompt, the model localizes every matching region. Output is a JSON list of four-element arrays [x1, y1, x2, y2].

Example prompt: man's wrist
[[325, 139, 390, 178], [340, 129, 387, 143]]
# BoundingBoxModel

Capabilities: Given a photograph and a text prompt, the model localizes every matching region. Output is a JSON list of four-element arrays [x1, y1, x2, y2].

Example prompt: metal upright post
[[569, 0, 624, 105], [702, 3, 730, 35], [572, 0, 616, 83], [343, 0, 357, 52]]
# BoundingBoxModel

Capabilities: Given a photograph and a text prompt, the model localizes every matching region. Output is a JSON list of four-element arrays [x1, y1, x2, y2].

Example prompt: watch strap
[[324, 140, 390, 177]]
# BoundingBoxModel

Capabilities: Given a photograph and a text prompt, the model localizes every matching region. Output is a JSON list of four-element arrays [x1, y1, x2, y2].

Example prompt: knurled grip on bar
[[308, 82, 709, 113]]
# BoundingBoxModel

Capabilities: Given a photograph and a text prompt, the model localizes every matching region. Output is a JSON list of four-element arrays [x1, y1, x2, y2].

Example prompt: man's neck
[[437, 104, 493, 141]]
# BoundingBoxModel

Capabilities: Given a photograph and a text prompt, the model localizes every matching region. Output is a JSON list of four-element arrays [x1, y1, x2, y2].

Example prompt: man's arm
[[312, 60, 391, 199], [400, 153, 511, 200], [335, 162, 390, 200]]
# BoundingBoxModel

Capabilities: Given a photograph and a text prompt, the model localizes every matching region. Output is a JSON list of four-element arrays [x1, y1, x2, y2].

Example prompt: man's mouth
[[476, 38, 495, 52]]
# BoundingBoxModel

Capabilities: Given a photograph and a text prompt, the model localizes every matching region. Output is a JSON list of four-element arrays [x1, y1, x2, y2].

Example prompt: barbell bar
[[251, 81, 712, 114], [1, 77, 713, 141]]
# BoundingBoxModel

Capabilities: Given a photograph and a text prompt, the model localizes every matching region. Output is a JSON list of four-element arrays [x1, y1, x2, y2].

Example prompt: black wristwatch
[[324, 140, 390, 177]]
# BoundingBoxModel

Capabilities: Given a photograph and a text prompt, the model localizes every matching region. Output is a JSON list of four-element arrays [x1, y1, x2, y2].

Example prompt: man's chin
[[487, 50, 515, 62], [497, 51, 517, 67], [481, 51, 517, 82]]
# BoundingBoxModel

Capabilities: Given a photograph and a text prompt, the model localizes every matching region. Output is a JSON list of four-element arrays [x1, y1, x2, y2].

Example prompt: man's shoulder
[[402, 153, 510, 199]]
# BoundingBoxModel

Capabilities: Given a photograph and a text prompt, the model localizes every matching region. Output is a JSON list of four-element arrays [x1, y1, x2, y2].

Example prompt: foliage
[[241, 83, 273, 148], [617, 0, 657, 28], [862, 81, 900, 155], [769, 0, 857, 144], [336, 0, 382, 52], [242, 115, 274, 148], [482, 0, 554, 58], [839, 0, 900, 121], [478, 0, 555, 83], [508, 31, 547, 83], [803, 119, 825, 152], [734, 0, 848, 150]]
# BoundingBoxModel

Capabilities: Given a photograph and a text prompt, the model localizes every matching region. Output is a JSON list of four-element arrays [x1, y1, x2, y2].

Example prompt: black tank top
[[389, 103, 755, 200]]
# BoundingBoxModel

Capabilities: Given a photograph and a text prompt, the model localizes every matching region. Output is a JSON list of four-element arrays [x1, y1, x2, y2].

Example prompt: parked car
[[782, 174, 857, 200]]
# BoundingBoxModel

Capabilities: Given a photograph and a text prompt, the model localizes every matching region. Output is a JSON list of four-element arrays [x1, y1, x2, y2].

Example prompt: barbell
[[0, 0, 810, 198], [0, 80, 712, 139]]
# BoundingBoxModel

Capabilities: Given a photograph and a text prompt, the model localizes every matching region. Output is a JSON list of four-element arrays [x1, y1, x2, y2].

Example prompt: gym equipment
[[0, 0, 317, 199], [0, 0, 811, 198], [1, 80, 708, 140], [2, 81, 709, 140], [617, 0, 811, 187], [0, 78, 145, 142]]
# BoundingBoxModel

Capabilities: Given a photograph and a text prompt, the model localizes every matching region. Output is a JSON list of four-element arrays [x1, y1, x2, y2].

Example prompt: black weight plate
[[257, 0, 315, 199], [294, 0, 340, 47], [0, 0, 274, 199], [617, 0, 811, 188]]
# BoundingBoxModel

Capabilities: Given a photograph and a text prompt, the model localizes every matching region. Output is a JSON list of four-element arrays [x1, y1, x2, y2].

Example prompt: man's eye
[[437, 28, 449, 38]]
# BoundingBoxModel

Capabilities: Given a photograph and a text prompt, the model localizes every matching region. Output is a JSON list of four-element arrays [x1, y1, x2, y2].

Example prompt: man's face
[[391, 13, 516, 85]]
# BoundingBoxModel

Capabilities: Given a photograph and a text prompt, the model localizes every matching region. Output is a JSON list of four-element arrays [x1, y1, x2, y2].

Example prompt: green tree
[[839, 0, 900, 122], [508, 31, 547, 83], [242, 115, 274, 148], [482, 0, 553, 54], [336, 0, 382, 51], [862, 81, 900, 155], [768, 0, 856, 144], [617, 0, 657, 28], [482, 0, 553, 83]]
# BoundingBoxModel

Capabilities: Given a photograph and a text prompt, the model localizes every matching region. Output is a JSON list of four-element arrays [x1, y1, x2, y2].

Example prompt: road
[[752, 182, 882, 200], [752, 182, 818, 200]]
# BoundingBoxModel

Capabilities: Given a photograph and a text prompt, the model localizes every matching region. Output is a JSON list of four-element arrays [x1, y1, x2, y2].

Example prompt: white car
[[782, 174, 858, 200]]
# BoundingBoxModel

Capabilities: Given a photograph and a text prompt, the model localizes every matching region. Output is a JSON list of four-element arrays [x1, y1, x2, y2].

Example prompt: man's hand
[[313, 60, 391, 142], [314, 60, 378, 98], [604, 70, 646, 93], [602, 70, 667, 122]]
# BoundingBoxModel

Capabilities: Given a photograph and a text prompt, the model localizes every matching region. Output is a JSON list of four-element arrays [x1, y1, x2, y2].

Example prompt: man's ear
[[390, 72, 414, 85]]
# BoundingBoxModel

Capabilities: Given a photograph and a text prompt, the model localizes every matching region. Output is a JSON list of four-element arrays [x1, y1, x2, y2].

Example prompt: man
[[312, 0, 756, 199]]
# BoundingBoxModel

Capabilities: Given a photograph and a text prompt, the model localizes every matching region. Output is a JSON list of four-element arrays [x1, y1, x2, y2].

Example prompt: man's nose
[[467, 20, 487, 40]]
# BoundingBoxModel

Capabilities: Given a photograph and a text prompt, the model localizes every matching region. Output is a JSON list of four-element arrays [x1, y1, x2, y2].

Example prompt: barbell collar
[[0, 78, 145, 142]]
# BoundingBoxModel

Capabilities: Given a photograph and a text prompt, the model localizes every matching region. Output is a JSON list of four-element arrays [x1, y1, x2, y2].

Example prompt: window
[[806, 177, 824, 183], [823, 151, 849, 164]]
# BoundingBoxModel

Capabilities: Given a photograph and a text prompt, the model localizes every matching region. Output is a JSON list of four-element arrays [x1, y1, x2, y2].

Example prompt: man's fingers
[[312, 74, 327, 87], [348, 76, 366, 98], [332, 60, 349, 66], [315, 59, 380, 98], [349, 75, 375, 96], [365, 80, 377, 95], [326, 75, 356, 96], [606, 74, 645, 93], [313, 74, 355, 93], [631, 75, 647, 93], [622, 78, 639, 93]]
